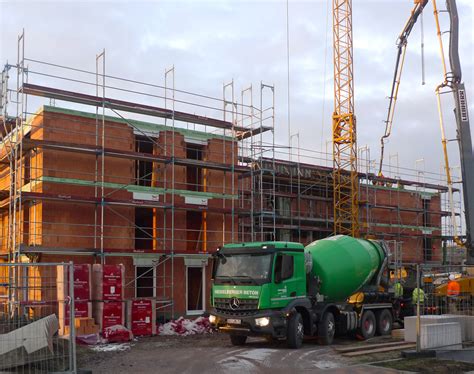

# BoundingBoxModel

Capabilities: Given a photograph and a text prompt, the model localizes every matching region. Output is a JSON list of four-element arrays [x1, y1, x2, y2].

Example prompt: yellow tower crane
[[332, 0, 359, 237]]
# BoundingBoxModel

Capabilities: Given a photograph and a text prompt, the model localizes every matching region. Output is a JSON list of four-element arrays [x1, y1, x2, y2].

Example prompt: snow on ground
[[236, 348, 279, 361], [313, 359, 342, 369], [90, 343, 132, 352]]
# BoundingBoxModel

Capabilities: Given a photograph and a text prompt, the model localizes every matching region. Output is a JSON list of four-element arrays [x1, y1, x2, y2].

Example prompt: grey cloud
[[0, 0, 472, 179]]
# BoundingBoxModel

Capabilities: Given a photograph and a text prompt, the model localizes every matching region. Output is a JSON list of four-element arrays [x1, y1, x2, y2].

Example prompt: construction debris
[[158, 317, 211, 336], [0, 314, 59, 370], [103, 325, 133, 343]]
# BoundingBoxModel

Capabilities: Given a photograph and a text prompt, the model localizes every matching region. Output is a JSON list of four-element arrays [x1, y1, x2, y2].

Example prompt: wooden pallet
[[335, 340, 407, 353], [342, 343, 415, 357], [391, 328, 405, 339]]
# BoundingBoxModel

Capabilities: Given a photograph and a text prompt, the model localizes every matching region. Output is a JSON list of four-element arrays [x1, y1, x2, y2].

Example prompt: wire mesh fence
[[408, 264, 474, 352], [0, 262, 76, 373]]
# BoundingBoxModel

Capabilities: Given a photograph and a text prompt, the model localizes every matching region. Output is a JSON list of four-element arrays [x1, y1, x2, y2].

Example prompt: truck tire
[[359, 310, 376, 340], [375, 309, 393, 336], [287, 312, 304, 349], [318, 311, 335, 345], [230, 334, 247, 346]]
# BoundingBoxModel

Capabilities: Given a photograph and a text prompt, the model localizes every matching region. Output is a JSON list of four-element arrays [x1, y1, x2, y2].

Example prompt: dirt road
[[77, 334, 400, 373]]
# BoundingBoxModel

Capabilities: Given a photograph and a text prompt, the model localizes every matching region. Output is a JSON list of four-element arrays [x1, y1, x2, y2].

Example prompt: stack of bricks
[[92, 264, 125, 332], [56, 264, 92, 335], [126, 298, 157, 336], [65, 317, 100, 336]]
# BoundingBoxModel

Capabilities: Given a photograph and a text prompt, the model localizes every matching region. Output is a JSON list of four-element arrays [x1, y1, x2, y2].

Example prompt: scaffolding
[[0, 32, 274, 318], [239, 141, 462, 265], [239, 83, 276, 242], [0, 31, 465, 322]]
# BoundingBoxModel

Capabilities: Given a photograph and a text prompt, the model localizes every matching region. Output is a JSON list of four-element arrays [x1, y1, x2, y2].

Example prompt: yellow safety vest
[[412, 288, 425, 303], [394, 283, 403, 298]]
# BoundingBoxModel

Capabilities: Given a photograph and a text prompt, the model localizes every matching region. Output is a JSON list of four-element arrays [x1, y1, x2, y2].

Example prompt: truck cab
[[210, 241, 311, 347]]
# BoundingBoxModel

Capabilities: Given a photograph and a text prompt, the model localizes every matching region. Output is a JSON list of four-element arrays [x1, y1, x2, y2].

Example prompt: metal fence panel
[[413, 264, 474, 351], [0, 262, 76, 373]]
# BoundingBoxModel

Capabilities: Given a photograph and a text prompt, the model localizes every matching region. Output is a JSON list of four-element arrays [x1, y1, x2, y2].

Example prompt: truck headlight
[[255, 317, 270, 327], [209, 314, 217, 324]]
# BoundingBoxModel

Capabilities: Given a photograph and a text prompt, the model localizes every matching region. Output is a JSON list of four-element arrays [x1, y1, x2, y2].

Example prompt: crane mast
[[332, 0, 359, 237]]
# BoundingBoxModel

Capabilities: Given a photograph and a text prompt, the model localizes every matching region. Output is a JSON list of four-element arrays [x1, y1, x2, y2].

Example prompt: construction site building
[[0, 53, 459, 318]]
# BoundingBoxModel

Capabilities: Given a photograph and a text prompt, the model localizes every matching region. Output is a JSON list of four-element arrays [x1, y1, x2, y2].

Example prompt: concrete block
[[420, 322, 462, 350], [444, 314, 474, 342], [404, 315, 461, 342], [465, 315, 474, 341]]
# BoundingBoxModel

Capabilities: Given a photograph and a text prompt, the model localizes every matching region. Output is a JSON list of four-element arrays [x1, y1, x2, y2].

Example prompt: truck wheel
[[359, 310, 376, 340], [376, 309, 393, 336], [318, 311, 335, 345], [230, 335, 247, 346], [287, 312, 304, 349]]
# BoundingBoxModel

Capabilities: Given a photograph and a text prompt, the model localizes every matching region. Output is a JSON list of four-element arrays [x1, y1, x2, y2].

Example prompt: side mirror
[[213, 251, 227, 264]]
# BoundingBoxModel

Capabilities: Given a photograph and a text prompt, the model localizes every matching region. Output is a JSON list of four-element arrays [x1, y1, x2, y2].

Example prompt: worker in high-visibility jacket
[[447, 274, 460, 313], [392, 281, 405, 320], [394, 281, 404, 298], [412, 287, 426, 316]]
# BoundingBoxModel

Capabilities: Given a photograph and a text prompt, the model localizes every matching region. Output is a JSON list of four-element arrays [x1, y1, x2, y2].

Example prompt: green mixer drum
[[305, 235, 385, 301]]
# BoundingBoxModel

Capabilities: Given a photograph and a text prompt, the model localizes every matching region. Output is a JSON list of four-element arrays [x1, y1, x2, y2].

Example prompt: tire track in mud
[[212, 344, 345, 373]]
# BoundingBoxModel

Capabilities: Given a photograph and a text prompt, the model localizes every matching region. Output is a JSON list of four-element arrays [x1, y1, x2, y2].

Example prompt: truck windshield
[[215, 253, 272, 282]]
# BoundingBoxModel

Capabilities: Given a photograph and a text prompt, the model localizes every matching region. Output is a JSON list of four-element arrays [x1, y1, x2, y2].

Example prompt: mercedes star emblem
[[229, 297, 240, 310]]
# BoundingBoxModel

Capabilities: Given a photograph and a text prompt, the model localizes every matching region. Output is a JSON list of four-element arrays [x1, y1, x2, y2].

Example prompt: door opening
[[186, 266, 204, 314]]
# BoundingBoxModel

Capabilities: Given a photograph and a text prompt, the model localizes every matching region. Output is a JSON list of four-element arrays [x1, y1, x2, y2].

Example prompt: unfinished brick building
[[0, 60, 452, 319], [239, 159, 447, 263], [0, 100, 245, 317]]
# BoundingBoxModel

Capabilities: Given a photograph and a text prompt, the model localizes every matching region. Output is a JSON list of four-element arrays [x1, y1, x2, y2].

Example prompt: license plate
[[227, 318, 241, 325]]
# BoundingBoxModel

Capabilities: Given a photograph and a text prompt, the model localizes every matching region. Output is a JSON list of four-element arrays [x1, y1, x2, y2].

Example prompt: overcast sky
[[1, 0, 473, 181]]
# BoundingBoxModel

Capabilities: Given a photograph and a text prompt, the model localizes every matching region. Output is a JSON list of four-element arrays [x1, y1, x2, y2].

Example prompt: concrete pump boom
[[444, 0, 474, 263], [378, 0, 473, 263], [378, 0, 429, 177]]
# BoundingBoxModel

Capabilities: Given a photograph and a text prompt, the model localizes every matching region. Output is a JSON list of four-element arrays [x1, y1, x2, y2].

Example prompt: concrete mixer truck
[[209, 235, 398, 348]]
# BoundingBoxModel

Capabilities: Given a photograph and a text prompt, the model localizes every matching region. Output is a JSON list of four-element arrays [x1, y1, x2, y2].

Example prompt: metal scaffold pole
[[96, 49, 106, 265], [165, 65, 176, 318], [241, 84, 254, 241], [223, 80, 234, 244]]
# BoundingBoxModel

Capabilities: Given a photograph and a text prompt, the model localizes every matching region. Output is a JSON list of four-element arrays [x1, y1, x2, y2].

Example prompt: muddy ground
[[77, 333, 474, 373]]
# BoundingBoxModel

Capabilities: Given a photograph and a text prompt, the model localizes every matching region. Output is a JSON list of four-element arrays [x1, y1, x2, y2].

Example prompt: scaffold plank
[[20, 191, 242, 215], [21, 83, 271, 134], [22, 138, 249, 173]]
